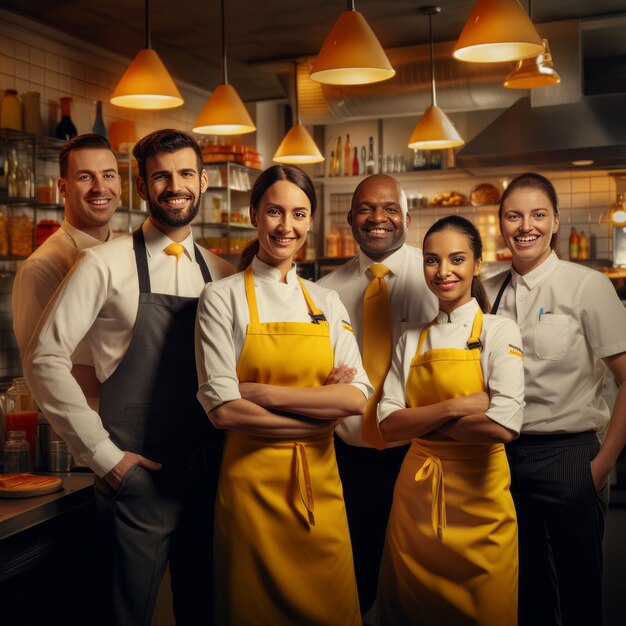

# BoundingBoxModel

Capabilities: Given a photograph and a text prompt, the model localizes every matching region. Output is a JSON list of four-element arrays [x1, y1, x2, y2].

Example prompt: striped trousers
[[506, 431, 608, 626]]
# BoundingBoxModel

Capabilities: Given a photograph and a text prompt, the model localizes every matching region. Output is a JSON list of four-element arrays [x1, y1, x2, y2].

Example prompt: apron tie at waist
[[295, 442, 315, 526], [415, 455, 446, 540]]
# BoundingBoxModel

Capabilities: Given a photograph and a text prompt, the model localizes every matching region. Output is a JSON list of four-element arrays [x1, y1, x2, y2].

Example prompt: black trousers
[[335, 437, 408, 615], [506, 432, 608, 626]]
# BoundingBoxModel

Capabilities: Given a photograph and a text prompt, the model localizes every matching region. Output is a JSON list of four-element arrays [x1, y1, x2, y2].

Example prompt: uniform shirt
[[484, 252, 626, 434], [318, 244, 438, 443], [24, 219, 234, 476], [12, 219, 111, 364], [195, 256, 373, 433], [378, 298, 525, 435]]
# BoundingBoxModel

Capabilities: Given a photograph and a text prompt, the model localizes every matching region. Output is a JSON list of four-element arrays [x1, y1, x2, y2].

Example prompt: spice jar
[[9, 214, 33, 256]]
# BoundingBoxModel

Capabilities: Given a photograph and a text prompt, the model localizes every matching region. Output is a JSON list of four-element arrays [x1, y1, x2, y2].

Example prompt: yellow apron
[[214, 267, 361, 626], [378, 310, 518, 626]]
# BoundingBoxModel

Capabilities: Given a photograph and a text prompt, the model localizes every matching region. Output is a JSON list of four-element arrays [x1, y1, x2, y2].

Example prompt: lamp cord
[[145, 0, 151, 49], [428, 12, 437, 107], [221, 0, 228, 84], [293, 62, 300, 124], [348, 0, 355, 11]]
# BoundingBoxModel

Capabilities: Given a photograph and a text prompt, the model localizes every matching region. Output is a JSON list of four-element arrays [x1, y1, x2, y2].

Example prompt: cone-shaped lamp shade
[[504, 39, 561, 89], [310, 10, 395, 85], [273, 124, 325, 164], [408, 105, 465, 150], [110, 49, 184, 109], [193, 84, 256, 135], [599, 195, 626, 226], [453, 0, 543, 63]]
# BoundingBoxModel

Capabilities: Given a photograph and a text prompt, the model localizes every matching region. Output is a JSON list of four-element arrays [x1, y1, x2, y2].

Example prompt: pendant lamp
[[310, 0, 395, 85], [504, 38, 561, 88], [408, 7, 464, 151], [193, 0, 256, 135], [110, 0, 183, 109], [274, 63, 325, 164], [599, 194, 626, 226], [453, 0, 543, 63]]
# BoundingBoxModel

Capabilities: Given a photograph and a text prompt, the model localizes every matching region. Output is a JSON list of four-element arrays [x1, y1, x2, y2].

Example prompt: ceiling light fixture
[[274, 62, 325, 164], [110, 0, 184, 109], [310, 0, 395, 85], [599, 194, 626, 226], [193, 0, 256, 135], [453, 0, 544, 64], [504, 38, 561, 88], [408, 6, 464, 151]]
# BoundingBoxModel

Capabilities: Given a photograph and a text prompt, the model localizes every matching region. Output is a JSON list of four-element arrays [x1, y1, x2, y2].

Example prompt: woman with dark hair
[[377, 215, 524, 626], [195, 164, 370, 626], [485, 172, 626, 626]]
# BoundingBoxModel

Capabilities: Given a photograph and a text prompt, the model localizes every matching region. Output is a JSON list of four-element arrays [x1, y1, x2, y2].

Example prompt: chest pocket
[[533, 314, 570, 360]]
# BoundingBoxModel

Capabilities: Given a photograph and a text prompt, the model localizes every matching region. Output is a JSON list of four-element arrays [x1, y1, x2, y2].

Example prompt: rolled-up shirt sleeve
[[195, 281, 242, 413], [377, 330, 412, 423]]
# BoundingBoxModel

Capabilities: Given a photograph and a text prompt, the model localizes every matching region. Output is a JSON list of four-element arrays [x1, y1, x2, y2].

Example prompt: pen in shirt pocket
[[538, 308, 552, 321]]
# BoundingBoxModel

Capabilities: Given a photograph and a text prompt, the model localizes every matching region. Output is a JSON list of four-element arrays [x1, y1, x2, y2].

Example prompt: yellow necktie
[[362, 263, 391, 448], [163, 242, 185, 259]]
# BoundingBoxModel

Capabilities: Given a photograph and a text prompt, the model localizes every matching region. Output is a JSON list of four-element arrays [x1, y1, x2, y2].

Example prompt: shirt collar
[[436, 298, 479, 324], [357, 244, 407, 277], [62, 219, 112, 250], [251, 256, 299, 284], [142, 219, 195, 260], [511, 250, 559, 290]]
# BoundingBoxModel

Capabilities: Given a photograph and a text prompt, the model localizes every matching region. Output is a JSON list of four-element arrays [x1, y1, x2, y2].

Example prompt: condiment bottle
[[0, 90, 22, 131], [3, 430, 31, 473], [325, 225, 341, 257], [55, 96, 77, 141], [5, 378, 38, 466], [92, 100, 107, 138], [569, 227, 579, 261], [579, 231, 590, 260], [352, 147, 359, 176], [335, 136, 342, 177], [344, 134, 351, 176]]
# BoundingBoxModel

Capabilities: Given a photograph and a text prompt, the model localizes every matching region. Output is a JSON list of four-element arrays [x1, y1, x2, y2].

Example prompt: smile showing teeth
[[366, 228, 389, 234], [272, 236, 294, 244], [515, 235, 538, 243], [166, 197, 190, 206], [88, 198, 110, 206]]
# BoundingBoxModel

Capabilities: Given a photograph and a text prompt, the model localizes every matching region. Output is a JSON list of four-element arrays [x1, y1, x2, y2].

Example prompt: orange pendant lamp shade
[[310, 6, 395, 85], [408, 104, 464, 150], [504, 39, 561, 89], [453, 0, 543, 63], [273, 123, 324, 164], [193, 84, 256, 135]]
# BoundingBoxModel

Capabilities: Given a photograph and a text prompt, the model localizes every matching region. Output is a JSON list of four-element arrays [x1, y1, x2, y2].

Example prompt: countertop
[[0, 473, 95, 542]]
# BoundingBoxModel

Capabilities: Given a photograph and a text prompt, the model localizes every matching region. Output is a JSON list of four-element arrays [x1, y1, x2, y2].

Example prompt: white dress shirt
[[24, 219, 234, 476], [318, 244, 439, 443], [484, 252, 626, 434], [12, 219, 111, 364], [378, 298, 525, 435], [195, 256, 373, 434]]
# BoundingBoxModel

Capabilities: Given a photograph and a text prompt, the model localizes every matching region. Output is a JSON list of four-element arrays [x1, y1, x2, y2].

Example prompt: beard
[[147, 191, 201, 228]]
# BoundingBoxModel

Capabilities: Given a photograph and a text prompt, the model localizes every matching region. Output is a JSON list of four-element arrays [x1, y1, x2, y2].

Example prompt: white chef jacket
[[484, 252, 626, 434], [24, 219, 234, 476], [378, 298, 525, 435], [12, 219, 111, 364], [318, 244, 439, 443], [195, 256, 373, 433]]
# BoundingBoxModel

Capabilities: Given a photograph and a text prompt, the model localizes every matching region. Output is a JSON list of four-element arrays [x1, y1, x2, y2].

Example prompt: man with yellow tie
[[24, 129, 234, 626], [318, 174, 437, 616]]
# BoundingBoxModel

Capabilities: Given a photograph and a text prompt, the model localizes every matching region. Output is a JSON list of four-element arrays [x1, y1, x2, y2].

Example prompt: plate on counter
[[0, 473, 63, 498], [470, 183, 500, 206]]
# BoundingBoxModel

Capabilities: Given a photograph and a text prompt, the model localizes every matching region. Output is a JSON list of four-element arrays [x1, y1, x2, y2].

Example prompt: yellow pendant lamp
[[504, 38, 561, 88], [110, 0, 184, 109], [453, 0, 544, 63], [408, 7, 464, 151], [274, 63, 325, 164], [599, 194, 626, 226], [310, 0, 395, 85], [193, 0, 256, 135]]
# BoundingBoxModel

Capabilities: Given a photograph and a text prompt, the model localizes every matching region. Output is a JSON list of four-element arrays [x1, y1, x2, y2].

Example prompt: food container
[[9, 214, 33, 257]]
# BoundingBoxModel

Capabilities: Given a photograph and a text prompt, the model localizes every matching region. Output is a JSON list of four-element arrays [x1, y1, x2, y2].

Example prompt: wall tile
[[0, 54, 15, 76], [14, 59, 30, 84], [572, 177, 590, 193], [44, 69, 59, 89], [29, 46, 45, 68], [45, 51, 59, 71], [0, 35, 13, 57], [59, 56, 72, 76], [14, 41, 29, 62], [30, 64, 44, 85]]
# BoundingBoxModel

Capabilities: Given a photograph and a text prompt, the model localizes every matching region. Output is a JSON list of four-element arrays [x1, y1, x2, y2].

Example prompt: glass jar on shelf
[[9, 213, 33, 257], [3, 429, 31, 473], [0, 206, 9, 256], [5, 377, 38, 467]]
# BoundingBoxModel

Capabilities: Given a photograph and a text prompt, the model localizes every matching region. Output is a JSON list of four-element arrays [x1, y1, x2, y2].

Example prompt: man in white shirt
[[318, 174, 437, 615], [25, 129, 234, 626], [13, 133, 120, 404]]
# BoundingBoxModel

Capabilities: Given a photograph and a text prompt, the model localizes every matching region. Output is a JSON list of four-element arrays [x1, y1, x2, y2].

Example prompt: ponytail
[[237, 239, 260, 272]]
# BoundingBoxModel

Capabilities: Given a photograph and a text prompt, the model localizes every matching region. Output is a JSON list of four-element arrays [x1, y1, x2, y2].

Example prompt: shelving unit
[[194, 162, 260, 258]]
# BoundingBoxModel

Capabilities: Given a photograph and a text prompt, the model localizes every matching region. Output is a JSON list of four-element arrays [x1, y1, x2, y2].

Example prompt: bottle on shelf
[[55, 96, 77, 141], [413, 148, 427, 171], [92, 100, 107, 138], [360, 146, 366, 175], [352, 147, 359, 176], [578, 231, 590, 260], [21, 91, 42, 135], [569, 227, 579, 260], [0, 90, 22, 131], [325, 224, 342, 257], [6, 144, 18, 197], [328, 151, 335, 178], [344, 134, 351, 176], [335, 136, 342, 177], [341, 227, 357, 257], [366, 136, 375, 175]]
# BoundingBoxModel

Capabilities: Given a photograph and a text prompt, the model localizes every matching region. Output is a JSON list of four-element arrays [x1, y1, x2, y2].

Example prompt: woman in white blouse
[[195, 164, 371, 626], [484, 172, 626, 626], [377, 215, 525, 626]]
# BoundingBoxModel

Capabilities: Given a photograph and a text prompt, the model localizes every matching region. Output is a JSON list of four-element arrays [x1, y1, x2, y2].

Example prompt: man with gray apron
[[24, 130, 234, 626]]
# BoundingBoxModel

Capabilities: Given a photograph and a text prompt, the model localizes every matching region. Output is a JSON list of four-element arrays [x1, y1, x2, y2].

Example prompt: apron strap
[[490, 272, 512, 315], [132, 228, 151, 294], [416, 319, 437, 356], [467, 309, 484, 350], [194, 244, 213, 283], [295, 442, 316, 527], [415, 455, 446, 540]]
